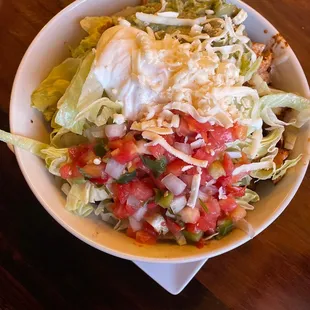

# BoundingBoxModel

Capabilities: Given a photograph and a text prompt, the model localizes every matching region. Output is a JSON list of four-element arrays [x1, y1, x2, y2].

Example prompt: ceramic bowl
[[10, 0, 310, 263]]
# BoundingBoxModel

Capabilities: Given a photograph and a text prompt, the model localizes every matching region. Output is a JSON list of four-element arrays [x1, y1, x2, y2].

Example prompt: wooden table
[[0, 1, 309, 309]]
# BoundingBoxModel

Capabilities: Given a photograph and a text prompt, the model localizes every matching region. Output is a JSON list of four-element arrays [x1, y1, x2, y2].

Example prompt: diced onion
[[174, 142, 192, 155], [127, 195, 141, 208], [105, 159, 125, 179], [129, 217, 142, 232], [170, 196, 187, 214], [105, 124, 126, 140], [161, 173, 186, 196], [178, 206, 200, 224], [132, 205, 147, 221]]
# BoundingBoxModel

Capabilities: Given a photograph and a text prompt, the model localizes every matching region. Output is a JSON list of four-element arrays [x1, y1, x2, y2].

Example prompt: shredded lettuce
[[74, 97, 122, 127], [31, 58, 81, 121], [259, 93, 310, 128], [0, 130, 48, 158], [55, 50, 96, 134], [50, 127, 88, 148], [272, 154, 303, 181], [244, 57, 262, 82], [72, 16, 113, 58], [41, 147, 69, 176], [236, 188, 259, 210], [256, 127, 284, 158]]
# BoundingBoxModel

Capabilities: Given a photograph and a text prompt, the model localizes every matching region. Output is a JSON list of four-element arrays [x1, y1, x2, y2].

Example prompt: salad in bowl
[[1, 0, 309, 248]]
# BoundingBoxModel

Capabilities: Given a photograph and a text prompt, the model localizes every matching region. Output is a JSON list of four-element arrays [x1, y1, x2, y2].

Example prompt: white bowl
[[10, 0, 310, 263]]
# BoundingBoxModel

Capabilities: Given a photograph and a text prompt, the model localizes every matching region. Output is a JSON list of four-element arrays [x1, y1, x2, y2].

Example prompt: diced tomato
[[186, 223, 201, 234], [59, 163, 82, 179], [232, 123, 247, 140], [223, 153, 234, 176], [143, 222, 159, 237], [210, 126, 234, 144], [68, 145, 90, 161], [108, 139, 123, 149], [115, 183, 132, 204], [219, 195, 238, 213], [197, 198, 220, 232], [111, 140, 138, 164], [226, 185, 246, 197], [176, 117, 193, 137], [196, 214, 217, 232], [127, 226, 136, 239], [196, 238, 204, 249], [131, 179, 154, 201], [163, 135, 175, 146], [80, 163, 107, 179], [183, 115, 212, 133], [193, 148, 216, 165], [113, 202, 132, 219], [166, 159, 187, 176], [148, 144, 165, 159], [166, 218, 182, 234], [89, 177, 108, 185], [200, 168, 213, 184], [125, 203, 138, 216], [76, 149, 97, 167], [147, 201, 158, 209], [216, 175, 233, 188], [274, 149, 289, 167], [135, 231, 157, 245], [165, 152, 176, 163]]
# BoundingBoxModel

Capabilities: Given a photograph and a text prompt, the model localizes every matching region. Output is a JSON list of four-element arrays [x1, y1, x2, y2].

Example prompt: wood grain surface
[[0, 1, 309, 309]]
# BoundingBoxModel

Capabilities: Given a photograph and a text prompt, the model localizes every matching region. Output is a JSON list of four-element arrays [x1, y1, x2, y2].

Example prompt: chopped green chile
[[116, 170, 137, 184], [213, 0, 238, 17], [141, 155, 167, 177], [216, 218, 234, 238], [155, 189, 174, 208], [183, 231, 204, 243], [199, 199, 209, 213], [94, 140, 107, 157]]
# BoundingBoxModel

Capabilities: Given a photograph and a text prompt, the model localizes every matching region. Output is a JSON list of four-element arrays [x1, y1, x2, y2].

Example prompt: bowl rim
[[9, 0, 310, 263]]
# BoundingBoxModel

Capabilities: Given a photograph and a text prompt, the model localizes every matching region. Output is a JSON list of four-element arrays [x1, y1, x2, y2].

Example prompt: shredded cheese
[[187, 167, 202, 208], [142, 131, 208, 168], [136, 12, 207, 27]]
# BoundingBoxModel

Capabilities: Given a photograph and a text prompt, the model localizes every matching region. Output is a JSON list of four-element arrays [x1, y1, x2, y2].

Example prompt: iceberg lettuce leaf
[[72, 16, 113, 58], [259, 93, 310, 128], [31, 58, 81, 121], [55, 50, 96, 134], [0, 130, 48, 158]]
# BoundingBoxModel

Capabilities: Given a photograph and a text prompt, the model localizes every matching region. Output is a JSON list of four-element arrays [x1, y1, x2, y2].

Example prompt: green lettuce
[[50, 127, 88, 148], [236, 188, 259, 210], [55, 50, 96, 134], [272, 154, 303, 181], [0, 130, 48, 158], [259, 93, 310, 128], [256, 127, 284, 159], [31, 58, 81, 121], [72, 16, 113, 58], [62, 181, 110, 217], [74, 97, 122, 127]]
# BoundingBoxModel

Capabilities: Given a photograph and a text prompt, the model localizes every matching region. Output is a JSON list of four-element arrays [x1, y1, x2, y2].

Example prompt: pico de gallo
[[1, 0, 309, 248]]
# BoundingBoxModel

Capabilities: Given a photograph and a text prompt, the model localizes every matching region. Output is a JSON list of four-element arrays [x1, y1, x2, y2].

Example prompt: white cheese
[[232, 9, 248, 25], [233, 161, 274, 176], [187, 167, 202, 208], [136, 12, 207, 27], [142, 131, 209, 168]]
